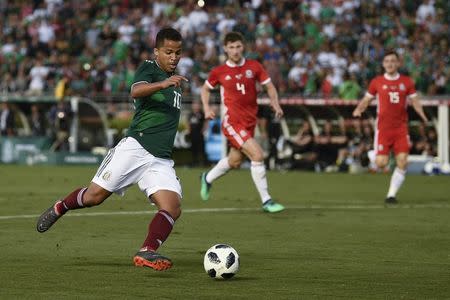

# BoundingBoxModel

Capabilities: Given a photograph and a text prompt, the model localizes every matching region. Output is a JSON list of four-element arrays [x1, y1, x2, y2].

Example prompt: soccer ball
[[424, 160, 441, 175], [203, 244, 239, 279]]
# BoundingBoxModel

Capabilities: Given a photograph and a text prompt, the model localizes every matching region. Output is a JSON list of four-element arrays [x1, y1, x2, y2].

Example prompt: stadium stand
[[1, 0, 449, 97], [0, 0, 448, 171]]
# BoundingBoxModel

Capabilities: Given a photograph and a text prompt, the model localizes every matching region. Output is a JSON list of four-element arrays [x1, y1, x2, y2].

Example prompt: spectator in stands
[[27, 57, 50, 95], [287, 60, 308, 93], [412, 123, 438, 157], [49, 101, 72, 152], [289, 120, 317, 170], [258, 105, 282, 170], [1, 35, 16, 56], [416, 0, 435, 25], [320, 68, 333, 98], [29, 104, 46, 136], [0, 1, 448, 98], [411, 123, 429, 155], [117, 17, 136, 45], [426, 127, 438, 156], [0, 102, 15, 136], [337, 118, 372, 172], [339, 72, 362, 100], [314, 120, 347, 171], [0, 72, 19, 94], [54, 74, 71, 100]]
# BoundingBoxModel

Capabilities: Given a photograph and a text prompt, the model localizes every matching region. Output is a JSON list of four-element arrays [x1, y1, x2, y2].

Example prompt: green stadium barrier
[[17, 151, 104, 165], [0, 137, 52, 163], [0, 137, 103, 165]]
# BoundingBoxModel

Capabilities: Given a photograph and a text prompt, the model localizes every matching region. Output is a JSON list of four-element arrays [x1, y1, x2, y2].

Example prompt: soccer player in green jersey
[[36, 28, 188, 271]]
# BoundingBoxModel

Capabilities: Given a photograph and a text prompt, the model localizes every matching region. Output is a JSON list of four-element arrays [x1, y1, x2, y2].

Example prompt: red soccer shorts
[[374, 128, 411, 156], [222, 118, 255, 149]]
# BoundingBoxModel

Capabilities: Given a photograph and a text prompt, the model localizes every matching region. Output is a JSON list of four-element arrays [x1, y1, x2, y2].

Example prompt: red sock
[[55, 188, 87, 215], [141, 210, 175, 252]]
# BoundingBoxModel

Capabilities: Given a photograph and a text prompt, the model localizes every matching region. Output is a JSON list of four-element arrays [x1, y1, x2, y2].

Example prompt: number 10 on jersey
[[173, 91, 181, 109]]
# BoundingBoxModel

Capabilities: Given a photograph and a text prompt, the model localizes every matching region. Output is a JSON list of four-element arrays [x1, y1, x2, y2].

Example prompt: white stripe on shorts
[[224, 115, 244, 146]]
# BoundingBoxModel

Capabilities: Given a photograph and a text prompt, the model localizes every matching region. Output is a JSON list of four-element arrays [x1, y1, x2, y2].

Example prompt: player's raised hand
[[162, 75, 188, 88], [204, 107, 216, 120]]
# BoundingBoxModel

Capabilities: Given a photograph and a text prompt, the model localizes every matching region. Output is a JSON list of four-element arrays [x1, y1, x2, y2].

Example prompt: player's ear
[[153, 47, 159, 57]]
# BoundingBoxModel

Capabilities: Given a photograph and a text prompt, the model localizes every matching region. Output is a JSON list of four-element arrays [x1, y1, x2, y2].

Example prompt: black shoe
[[385, 197, 398, 205], [36, 201, 62, 233]]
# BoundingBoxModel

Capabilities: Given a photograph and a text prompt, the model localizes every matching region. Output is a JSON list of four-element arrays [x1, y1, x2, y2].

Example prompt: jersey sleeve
[[255, 61, 271, 85], [366, 78, 377, 97], [406, 77, 417, 97], [205, 67, 219, 89], [132, 61, 154, 88]]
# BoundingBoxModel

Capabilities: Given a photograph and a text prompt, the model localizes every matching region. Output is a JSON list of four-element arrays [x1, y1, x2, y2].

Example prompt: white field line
[[1, 203, 450, 220]]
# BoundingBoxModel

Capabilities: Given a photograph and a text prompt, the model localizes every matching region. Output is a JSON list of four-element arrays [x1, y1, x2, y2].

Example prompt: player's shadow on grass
[[225, 277, 258, 281]]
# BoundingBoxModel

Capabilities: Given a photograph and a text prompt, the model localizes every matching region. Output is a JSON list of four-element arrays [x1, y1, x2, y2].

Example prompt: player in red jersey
[[199, 31, 285, 213], [353, 50, 428, 204]]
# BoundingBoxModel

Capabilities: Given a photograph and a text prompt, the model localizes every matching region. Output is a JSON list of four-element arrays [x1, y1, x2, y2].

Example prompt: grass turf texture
[[0, 165, 449, 299]]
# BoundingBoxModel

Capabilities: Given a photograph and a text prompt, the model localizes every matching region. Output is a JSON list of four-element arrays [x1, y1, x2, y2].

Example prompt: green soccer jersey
[[126, 60, 182, 159]]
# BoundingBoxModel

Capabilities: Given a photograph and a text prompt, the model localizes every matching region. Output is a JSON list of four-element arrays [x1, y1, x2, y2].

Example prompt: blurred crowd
[[0, 0, 444, 165], [0, 0, 449, 99]]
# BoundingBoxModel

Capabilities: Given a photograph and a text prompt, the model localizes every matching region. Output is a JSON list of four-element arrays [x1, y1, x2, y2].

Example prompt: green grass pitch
[[0, 165, 449, 299]]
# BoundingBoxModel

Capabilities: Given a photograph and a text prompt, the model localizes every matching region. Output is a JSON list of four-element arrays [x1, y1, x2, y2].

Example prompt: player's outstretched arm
[[410, 95, 429, 122], [352, 94, 374, 117], [131, 75, 188, 98], [201, 83, 216, 120], [265, 82, 284, 119]]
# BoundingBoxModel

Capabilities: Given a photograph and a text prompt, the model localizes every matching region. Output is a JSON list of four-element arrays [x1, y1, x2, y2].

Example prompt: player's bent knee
[[151, 190, 182, 220], [161, 202, 181, 220], [244, 147, 264, 162], [229, 160, 242, 169], [375, 157, 389, 168], [375, 161, 387, 168], [251, 153, 264, 163], [171, 207, 182, 220], [397, 160, 408, 170], [83, 190, 108, 206]]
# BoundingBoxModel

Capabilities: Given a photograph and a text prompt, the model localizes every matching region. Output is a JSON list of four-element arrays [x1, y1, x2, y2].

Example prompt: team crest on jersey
[[245, 70, 254, 78], [102, 171, 112, 181], [378, 144, 384, 151], [240, 130, 248, 137], [225, 75, 232, 80], [382, 85, 387, 90], [399, 83, 405, 91], [235, 74, 243, 79]]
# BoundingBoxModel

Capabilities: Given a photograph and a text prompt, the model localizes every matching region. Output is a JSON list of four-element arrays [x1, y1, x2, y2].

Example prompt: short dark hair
[[224, 31, 244, 45], [383, 50, 399, 59], [155, 28, 182, 48]]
